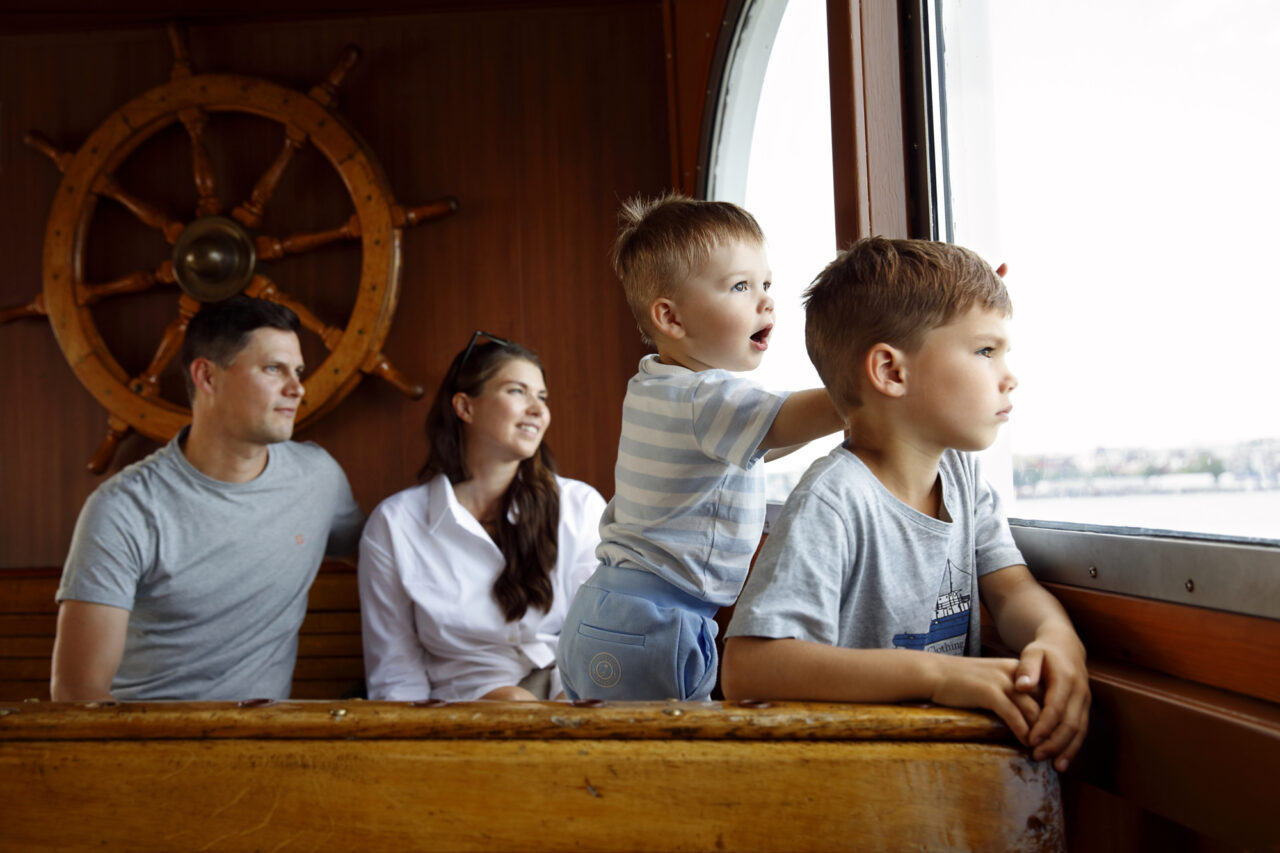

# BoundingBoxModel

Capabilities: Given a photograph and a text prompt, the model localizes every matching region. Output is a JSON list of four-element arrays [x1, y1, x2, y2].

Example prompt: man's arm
[[50, 600, 129, 701], [980, 564, 1090, 770], [722, 636, 1041, 743], [760, 389, 845, 450]]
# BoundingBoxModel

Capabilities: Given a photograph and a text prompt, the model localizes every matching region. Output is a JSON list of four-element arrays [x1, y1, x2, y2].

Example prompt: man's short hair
[[180, 296, 302, 402], [804, 237, 1010, 410], [611, 192, 765, 346]]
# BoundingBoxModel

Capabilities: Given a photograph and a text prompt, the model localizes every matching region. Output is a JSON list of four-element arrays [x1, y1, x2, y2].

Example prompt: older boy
[[722, 238, 1089, 771], [52, 297, 365, 701], [556, 193, 844, 701]]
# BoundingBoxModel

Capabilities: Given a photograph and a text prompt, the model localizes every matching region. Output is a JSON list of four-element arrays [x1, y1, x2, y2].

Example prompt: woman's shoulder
[[554, 475, 607, 516], [369, 477, 442, 525]]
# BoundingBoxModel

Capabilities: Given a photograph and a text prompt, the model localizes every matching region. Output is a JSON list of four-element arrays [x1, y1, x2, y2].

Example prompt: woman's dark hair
[[419, 339, 560, 622]]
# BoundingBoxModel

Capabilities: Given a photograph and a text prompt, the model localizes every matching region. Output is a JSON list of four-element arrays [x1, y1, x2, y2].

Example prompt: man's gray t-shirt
[[727, 446, 1024, 655], [57, 428, 365, 700]]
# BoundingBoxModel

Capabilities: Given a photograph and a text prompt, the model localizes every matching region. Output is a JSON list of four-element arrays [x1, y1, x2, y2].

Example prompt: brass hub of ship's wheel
[[0, 23, 457, 472]]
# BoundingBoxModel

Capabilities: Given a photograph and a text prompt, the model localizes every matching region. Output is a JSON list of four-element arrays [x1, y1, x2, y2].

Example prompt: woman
[[358, 333, 606, 701]]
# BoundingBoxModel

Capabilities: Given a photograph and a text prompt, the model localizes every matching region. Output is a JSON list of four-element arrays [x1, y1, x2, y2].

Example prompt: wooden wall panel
[[826, 0, 910, 244], [661, 0, 733, 196], [0, 5, 668, 568]]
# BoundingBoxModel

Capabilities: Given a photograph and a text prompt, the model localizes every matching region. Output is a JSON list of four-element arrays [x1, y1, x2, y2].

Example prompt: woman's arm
[[357, 516, 432, 700]]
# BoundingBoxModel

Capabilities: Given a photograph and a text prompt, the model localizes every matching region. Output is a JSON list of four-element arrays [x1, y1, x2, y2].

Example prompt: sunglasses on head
[[449, 330, 514, 391]]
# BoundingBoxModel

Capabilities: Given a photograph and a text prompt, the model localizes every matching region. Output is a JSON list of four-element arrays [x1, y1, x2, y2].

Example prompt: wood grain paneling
[[0, 565, 370, 700], [0, 5, 666, 568], [826, 0, 910, 244], [1045, 581, 1280, 706]]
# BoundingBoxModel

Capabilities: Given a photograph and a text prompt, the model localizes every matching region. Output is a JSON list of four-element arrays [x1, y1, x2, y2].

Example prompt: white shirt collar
[[638, 353, 692, 377]]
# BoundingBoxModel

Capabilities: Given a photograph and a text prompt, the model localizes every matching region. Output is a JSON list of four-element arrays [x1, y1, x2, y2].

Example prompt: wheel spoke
[[0, 292, 47, 325], [23, 130, 74, 172], [231, 127, 308, 229], [25, 130, 185, 242], [361, 351, 426, 399], [254, 214, 361, 261], [127, 295, 201, 401], [179, 107, 221, 217], [167, 22, 195, 80], [78, 270, 169, 307], [88, 416, 133, 475], [393, 197, 460, 228], [98, 174, 187, 243], [309, 46, 361, 108], [244, 274, 343, 350]]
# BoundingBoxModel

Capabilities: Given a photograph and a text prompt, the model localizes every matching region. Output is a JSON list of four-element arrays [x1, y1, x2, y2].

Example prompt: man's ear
[[865, 343, 908, 398], [190, 358, 218, 398], [452, 391, 474, 424], [649, 297, 685, 340]]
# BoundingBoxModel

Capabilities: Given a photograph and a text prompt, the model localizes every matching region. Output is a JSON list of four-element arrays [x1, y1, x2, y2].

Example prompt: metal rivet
[[330, 708, 347, 718], [0, 708, 16, 717], [662, 707, 684, 717], [1185, 579, 1195, 593], [1088, 566, 1098, 578]]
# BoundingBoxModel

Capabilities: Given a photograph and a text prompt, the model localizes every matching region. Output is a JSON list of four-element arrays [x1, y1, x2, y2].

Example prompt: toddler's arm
[[722, 636, 1041, 744], [760, 389, 845, 450], [980, 565, 1090, 771]]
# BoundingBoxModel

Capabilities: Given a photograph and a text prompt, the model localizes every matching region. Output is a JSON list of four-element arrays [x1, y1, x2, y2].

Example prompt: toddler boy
[[556, 193, 844, 701], [722, 237, 1089, 771]]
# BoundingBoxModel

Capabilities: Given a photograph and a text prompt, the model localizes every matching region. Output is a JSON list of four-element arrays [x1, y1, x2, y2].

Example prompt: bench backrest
[[0, 564, 364, 701]]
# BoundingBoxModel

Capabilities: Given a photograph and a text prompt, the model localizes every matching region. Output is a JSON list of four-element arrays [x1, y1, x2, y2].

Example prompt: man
[[51, 296, 365, 701]]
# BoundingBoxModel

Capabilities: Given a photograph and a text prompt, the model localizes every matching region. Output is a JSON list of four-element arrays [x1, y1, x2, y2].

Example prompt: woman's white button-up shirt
[[357, 473, 606, 701]]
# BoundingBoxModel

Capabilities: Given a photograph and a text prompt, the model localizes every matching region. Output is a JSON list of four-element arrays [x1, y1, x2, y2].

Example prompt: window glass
[[709, 0, 838, 500], [933, 0, 1280, 541]]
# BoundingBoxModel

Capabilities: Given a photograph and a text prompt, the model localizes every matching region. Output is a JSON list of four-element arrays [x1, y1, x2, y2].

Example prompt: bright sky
[[944, 0, 1280, 454], [740, 0, 1280, 463]]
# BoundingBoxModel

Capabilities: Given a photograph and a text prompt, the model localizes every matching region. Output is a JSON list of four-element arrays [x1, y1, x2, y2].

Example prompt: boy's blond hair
[[611, 192, 765, 346], [804, 236, 1010, 410]]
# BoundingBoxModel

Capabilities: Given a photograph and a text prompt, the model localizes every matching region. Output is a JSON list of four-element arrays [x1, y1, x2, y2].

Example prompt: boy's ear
[[649, 296, 685, 340], [865, 343, 908, 398]]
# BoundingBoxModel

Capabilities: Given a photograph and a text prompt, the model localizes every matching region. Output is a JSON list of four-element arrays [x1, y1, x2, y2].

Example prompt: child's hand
[[1014, 629, 1090, 772], [930, 656, 1042, 746]]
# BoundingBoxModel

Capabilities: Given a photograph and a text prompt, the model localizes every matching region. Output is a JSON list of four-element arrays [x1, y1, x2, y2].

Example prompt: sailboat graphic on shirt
[[892, 559, 971, 655]]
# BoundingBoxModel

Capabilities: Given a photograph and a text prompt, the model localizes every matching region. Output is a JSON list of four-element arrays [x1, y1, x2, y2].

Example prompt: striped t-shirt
[[595, 355, 789, 605]]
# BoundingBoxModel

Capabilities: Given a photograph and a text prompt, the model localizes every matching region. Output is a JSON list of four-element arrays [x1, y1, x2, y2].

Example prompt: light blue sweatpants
[[557, 565, 719, 701]]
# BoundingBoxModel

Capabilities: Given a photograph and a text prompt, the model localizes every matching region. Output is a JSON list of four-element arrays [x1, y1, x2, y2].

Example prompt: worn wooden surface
[[0, 698, 1013, 742], [0, 701, 1063, 852]]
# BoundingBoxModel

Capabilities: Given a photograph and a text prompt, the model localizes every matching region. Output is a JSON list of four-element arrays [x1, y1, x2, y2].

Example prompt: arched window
[[707, 0, 837, 500]]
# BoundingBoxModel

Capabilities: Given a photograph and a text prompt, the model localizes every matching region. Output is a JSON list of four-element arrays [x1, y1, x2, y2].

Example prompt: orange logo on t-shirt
[[295, 534, 305, 545]]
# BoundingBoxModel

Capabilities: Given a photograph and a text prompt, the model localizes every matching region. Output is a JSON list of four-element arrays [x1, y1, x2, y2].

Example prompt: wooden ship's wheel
[[0, 24, 456, 473]]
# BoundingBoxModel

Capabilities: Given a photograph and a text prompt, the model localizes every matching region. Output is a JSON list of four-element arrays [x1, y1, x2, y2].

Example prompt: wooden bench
[[0, 564, 365, 701], [0, 698, 1064, 851]]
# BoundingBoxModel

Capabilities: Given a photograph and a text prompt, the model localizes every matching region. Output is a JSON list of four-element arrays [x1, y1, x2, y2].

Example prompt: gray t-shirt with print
[[727, 446, 1024, 655], [57, 428, 365, 700]]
